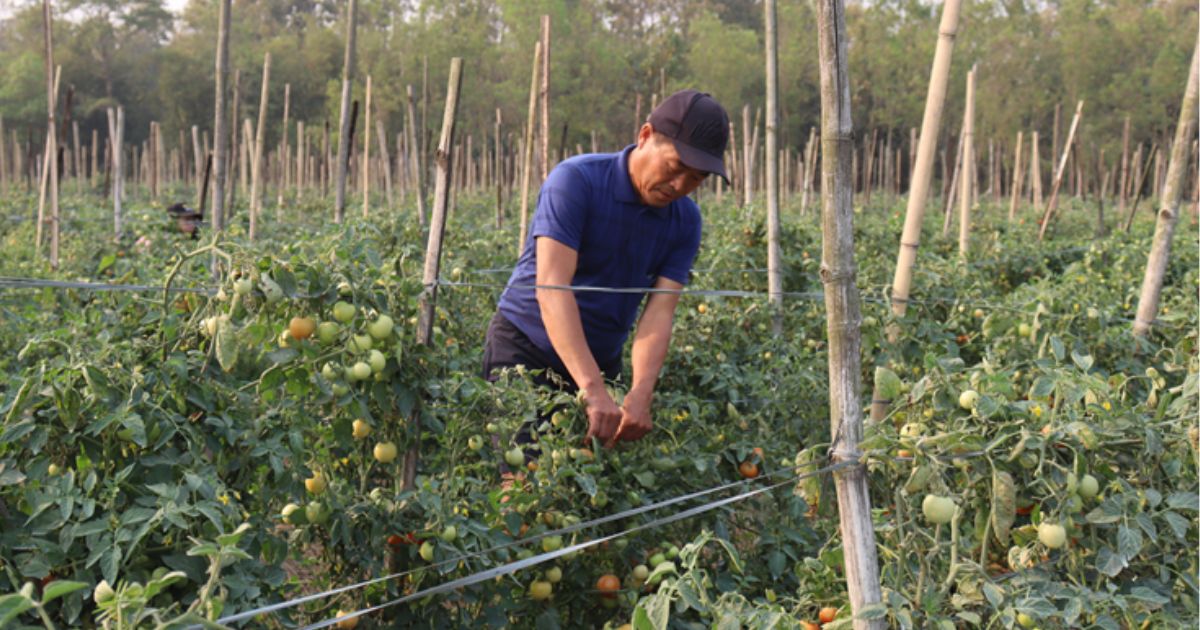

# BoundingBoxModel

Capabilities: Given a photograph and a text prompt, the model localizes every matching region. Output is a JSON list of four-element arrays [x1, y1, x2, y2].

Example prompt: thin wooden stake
[[518, 42, 542, 254], [406, 84, 425, 224], [334, 0, 359, 223], [1038, 100, 1084, 240], [1008, 131, 1024, 221], [958, 68, 975, 259], [211, 0, 231, 234], [764, 0, 782, 335], [362, 75, 372, 217], [405, 58, 464, 491], [250, 52, 270, 241]]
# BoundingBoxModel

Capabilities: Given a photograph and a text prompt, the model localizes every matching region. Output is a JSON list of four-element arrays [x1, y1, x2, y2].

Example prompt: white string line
[[212, 456, 834, 626]]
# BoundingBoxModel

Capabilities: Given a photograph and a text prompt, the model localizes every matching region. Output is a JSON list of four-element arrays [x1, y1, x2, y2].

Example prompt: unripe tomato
[[349, 334, 373, 353], [1078, 474, 1100, 499], [505, 447, 526, 467], [305, 501, 328, 525], [632, 564, 650, 581], [352, 419, 371, 440], [349, 362, 372, 381], [334, 610, 358, 629], [332, 301, 356, 323], [922, 495, 955, 524], [281, 503, 306, 525], [1038, 522, 1067, 549], [368, 349, 386, 373], [541, 535, 563, 552], [368, 315, 394, 339], [419, 540, 435, 562], [317, 321, 339, 345], [305, 473, 327, 495], [467, 435, 484, 451], [545, 566, 563, 583], [93, 580, 115, 604], [528, 580, 552, 601], [959, 390, 980, 410], [373, 442, 398, 464], [440, 525, 457, 543]]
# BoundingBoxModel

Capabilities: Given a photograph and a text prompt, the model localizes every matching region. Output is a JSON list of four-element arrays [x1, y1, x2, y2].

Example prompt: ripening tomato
[[739, 461, 759, 479], [819, 607, 838, 623], [595, 574, 620, 599], [289, 316, 316, 340]]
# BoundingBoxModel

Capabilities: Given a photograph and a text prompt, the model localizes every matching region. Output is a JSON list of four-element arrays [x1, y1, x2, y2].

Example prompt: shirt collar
[[613, 144, 669, 218]]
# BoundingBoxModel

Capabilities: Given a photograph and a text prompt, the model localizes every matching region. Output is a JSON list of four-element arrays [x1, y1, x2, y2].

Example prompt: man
[[482, 89, 730, 451]]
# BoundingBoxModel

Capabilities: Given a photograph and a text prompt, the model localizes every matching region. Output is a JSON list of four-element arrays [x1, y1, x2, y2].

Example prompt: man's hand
[[614, 388, 653, 443], [583, 388, 622, 447]]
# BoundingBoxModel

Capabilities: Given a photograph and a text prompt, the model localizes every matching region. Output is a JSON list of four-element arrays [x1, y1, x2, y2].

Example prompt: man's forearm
[[538, 289, 605, 392], [629, 298, 676, 400]]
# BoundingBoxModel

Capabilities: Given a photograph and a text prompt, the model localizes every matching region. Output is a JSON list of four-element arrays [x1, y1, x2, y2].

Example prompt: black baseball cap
[[648, 89, 731, 183]]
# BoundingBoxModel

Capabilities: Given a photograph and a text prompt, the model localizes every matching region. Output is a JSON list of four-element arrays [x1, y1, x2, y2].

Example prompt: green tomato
[[1078, 474, 1100, 499], [317, 321, 339, 345], [233, 278, 253, 296], [958, 390, 980, 410], [922, 495, 956, 524], [349, 362, 372, 381], [368, 315, 395, 339], [505, 447, 526, 467], [419, 540, 436, 562], [349, 334, 373, 353], [306, 501, 329, 525], [93, 580, 115, 605], [440, 525, 458, 543], [321, 363, 340, 381], [332, 301, 356, 323], [368, 349, 386, 373], [632, 564, 650, 581], [648, 552, 666, 568], [545, 566, 563, 583], [1038, 522, 1067, 549], [541, 535, 563, 552], [47, 463, 61, 476], [467, 435, 484, 451], [281, 503, 306, 525]]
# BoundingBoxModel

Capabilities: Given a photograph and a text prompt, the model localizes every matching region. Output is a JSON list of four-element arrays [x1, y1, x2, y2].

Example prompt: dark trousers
[[481, 312, 621, 449]]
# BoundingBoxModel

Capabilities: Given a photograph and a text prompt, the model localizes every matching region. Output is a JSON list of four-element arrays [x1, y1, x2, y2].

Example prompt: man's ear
[[635, 123, 654, 148]]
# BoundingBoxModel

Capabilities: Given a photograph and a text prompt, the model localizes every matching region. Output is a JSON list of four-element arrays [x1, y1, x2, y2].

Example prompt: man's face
[[633, 133, 709, 207]]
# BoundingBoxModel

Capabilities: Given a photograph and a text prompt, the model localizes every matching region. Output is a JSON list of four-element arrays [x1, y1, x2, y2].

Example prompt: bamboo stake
[[36, 66, 61, 261], [334, 0, 358, 223], [539, 15, 551, 180], [518, 41, 542, 254], [250, 52, 270, 241], [495, 108, 503, 228], [1008, 131, 1024, 221], [406, 84, 425, 224], [211, 0, 231, 234], [42, 0, 61, 267], [1030, 131, 1042, 210], [376, 119, 393, 211], [1037, 100, 1083, 240], [1123, 143, 1156, 232], [1133, 37, 1198, 338], [742, 104, 752, 207], [942, 129, 964, 238], [108, 107, 124, 237], [801, 126, 817, 214], [226, 69, 241, 215], [405, 57, 463, 491], [362, 75, 372, 217], [0, 116, 5, 191], [765, 0, 782, 335], [958, 67, 975, 259], [278, 83, 290, 208], [814, 0, 885, 623]]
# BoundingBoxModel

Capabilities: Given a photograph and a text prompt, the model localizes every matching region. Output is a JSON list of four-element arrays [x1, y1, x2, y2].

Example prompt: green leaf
[[1085, 497, 1124, 524], [982, 582, 1004, 608], [214, 317, 239, 372], [1165, 491, 1199, 511], [1116, 525, 1142, 560], [855, 603, 888, 620], [1094, 546, 1127, 577], [874, 367, 903, 400], [41, 580, 88, 604], [1161, 511, 1189, 540], [1070, 349, 1093, 371], [633, 471, 657, 489], [1127, 586, 1169, 606], [0, 592, 35, 627]]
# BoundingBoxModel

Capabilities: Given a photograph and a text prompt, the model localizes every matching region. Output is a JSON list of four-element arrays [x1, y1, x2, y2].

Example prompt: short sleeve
[[530, 165, 589, 251], [656, 206, 702, 285]]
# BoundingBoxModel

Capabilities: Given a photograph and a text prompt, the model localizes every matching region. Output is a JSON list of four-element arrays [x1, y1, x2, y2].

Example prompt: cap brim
[[671, 139, 730, 185]]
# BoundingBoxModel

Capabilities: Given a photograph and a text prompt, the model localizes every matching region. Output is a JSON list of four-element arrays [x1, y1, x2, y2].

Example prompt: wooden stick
[[334, 0, 358, 223], [406, 84, 425, 224], [1133, 36, 1198, 337], [250, 52, 270, 241], [959, 67, 975, 258], [1037, 100, 1084, 240], [764, 0, 782, 335], [211, 0, 231, 233], [539, 15, 551, 180], [376, 119, 393, 211], [405, 57, 463, 491], [362, 74, 372, 217], [495, 108, 503, 228], [814, 0, 885, 623], [1008, 131, 1024, 221], [1123, 143, 1158, 232], [518, 41, 542, 254]]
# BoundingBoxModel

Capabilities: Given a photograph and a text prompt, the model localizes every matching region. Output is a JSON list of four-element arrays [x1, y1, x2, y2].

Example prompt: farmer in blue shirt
[[483, 89, 730, 450]]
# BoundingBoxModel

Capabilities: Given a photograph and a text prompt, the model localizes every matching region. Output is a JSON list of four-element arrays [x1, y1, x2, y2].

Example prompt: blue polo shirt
[[497, 144, 702, 368]]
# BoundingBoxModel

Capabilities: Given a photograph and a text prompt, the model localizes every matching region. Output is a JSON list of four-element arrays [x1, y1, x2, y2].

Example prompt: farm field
[[0, 186, 1196, 629]]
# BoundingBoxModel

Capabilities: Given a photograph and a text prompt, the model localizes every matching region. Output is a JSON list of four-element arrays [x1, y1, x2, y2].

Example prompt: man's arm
[[615, 276, 683, 443], [535, 236, 623, 445]]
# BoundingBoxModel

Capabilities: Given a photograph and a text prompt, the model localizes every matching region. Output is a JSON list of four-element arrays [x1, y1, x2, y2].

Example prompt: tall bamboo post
[[404, 57, 463, 491], [361, 75, 372, 217], [495, 108, 503, 228], [814, 0, 885, 623], [1051, 102, 1061, 170], [1037, 100, 1083, 240], [406, 84, 425, 224], [765, 0, 782, 335], [108, 107, 124, 237], [942, 127, 964, 238], [801, 126, 817, 214], [376, 119, 393, 211], [1119, 116, 1131, 216], [1133, 36, 1198, 338], [742, 104, 752, 207], [226, 69, 241, 215], [539, 15, 551, 180], [41, 0, 60, 267], [0, 116, 6, 191], [72, 119, 81, 193], [1030, 131, 1042, 209], [518, 41, 542, 254], [872, 0, 963, 424], [334, 0, 359, 223], [958, 67, 975, 258], [1008, 131, 1024, 221], [278, 83, 290, 208], [1123, 143, 1156, 232], [211, 0, 231, 234], [250, 52, 270, 240]]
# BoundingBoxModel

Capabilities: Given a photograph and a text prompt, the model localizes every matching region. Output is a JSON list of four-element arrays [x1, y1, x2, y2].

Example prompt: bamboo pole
[[376, 119, 393, 211], [334, 0, 358, 223], [1008, 131, 1024, 221], [42, 0, 60, 267], [1030, 131, 1042, 210], [764, 0, 782, 335], [814, 0, 885, 623], [518, 41, 542, 254], [405, 57, 463, 491], [742, 104, 752, 207], [107, 107, 124, 237], [226, 69, 241, 215], [362, 75, 372, 217], [1123, 143, 1157, 232], [801, 126, 817, 214], [0, 116, 5, 191], [942, 128, 964, 238], [1133, 36, 1198, 338], [211, 0, 231, 233], [250, 52, 270, 241], [539, 15, 551, 180], [883, 0, 960, 327], [36, 66, 61, 262], [406, 84, 425, 223], [495, 108, 503, 228], [1037, 100, 1083, 240], [958, 67, 975, 259]]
